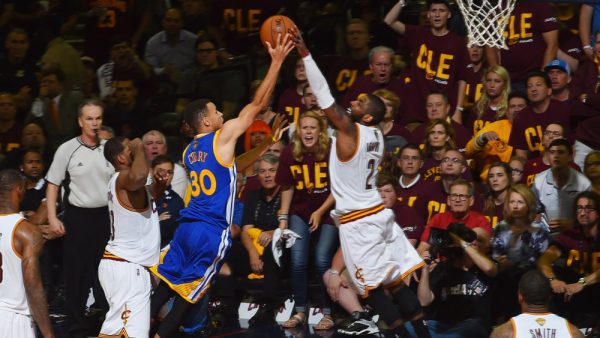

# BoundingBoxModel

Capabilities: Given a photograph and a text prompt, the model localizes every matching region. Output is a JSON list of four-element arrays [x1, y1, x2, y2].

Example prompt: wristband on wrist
[[328, 269, 340, 276], [277, 214, 288, 222], [547, 276, 556, 281], [584, 45, 593, 50], [456, 106, 464, 112]]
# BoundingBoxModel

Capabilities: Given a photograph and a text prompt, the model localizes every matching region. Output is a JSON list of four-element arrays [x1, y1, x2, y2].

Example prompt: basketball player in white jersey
[[491, 270, 585, 338], [290, 28, 430, 337], [99, 137, 168, 337], [0, 169, 54, 338]]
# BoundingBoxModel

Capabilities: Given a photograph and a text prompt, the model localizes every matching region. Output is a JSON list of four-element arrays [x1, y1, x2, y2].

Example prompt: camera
[[427, 222, 477, 260]]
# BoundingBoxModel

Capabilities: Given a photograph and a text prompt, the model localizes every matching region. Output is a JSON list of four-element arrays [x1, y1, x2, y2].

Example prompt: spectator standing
[[144, 8, 197, 86], [384, 0, 469, 123], [276, 111, 337, 330]]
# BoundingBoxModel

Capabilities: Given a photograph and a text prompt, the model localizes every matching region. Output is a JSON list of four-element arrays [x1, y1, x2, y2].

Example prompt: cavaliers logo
[[535, 317, 546, 326], [355, 266, 366, 284]]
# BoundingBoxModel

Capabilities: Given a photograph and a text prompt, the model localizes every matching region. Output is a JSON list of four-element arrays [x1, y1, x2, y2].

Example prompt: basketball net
[[455, 0, 517, 49]]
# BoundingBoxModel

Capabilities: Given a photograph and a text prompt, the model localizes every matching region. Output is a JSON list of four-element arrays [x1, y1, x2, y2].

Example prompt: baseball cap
[[544, 59, 571, 75]]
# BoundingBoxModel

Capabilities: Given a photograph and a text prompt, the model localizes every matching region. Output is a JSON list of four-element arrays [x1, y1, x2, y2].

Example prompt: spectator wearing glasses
[[522, 123, 580, 187], [509, 156, 526, 185], [584, 151, 600, 195], [538, 191, 600, 328], [417, 179, 492, 258], [421, 149, 482, 223], [491, 184, 549, 322], [532, 139, 591, 235]]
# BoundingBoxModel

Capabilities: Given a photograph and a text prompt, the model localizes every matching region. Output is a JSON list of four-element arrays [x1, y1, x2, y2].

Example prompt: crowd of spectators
[[1, 0, 600, 337]]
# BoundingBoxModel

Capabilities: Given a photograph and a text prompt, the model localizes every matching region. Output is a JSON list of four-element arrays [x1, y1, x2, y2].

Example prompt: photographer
[[407, 223, 498, 337], [417, 179, 493, 261]]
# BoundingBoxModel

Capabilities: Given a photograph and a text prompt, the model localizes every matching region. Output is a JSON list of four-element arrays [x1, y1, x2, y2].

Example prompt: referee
[[44, 99, 115, 338]]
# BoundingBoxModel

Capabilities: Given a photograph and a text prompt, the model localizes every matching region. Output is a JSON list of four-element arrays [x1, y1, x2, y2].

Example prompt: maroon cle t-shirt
[[500, 2, 559, 82], [508, 99, 571, 155], [275, 144, 333, 224], [402, 24, 469, 121], [276, 87, 304, 126]]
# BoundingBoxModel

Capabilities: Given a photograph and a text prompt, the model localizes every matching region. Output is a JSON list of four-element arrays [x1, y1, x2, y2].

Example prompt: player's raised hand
[[264, 33, 294, 64], [288, 26, 309, 57]]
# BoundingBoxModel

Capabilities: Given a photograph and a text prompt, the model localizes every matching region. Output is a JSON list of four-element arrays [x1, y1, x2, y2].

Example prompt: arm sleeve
[[302, 55, 335, 109]]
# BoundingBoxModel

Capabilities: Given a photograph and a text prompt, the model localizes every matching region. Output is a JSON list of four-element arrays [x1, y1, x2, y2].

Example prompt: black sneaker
[[337, 311, 379, 336], [249, 304, 275, 327]]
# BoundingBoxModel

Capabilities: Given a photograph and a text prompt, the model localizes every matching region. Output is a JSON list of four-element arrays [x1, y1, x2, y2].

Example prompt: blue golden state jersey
[[180, 130, 237, 228]]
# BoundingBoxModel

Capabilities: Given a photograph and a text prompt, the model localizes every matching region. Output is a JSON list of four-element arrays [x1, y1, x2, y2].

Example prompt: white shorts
[[0, 308, 35, 338], [98, 258, 152, 338], [336, 207, 424, 297]]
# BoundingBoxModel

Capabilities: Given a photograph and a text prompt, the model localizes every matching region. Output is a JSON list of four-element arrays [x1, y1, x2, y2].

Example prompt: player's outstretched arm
[[289, 27, 354, 136], [16, 221, 54, 338], [219, 34, 294, 149]]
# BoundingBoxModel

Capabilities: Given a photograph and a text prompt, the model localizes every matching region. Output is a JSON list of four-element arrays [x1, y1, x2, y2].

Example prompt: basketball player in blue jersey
[[149, 34, 293, 338]]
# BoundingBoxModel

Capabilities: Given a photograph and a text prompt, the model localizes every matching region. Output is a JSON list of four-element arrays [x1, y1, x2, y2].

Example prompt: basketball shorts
[[335, 206, 424, 297], [149, 220, 231, 303], [98, 257, 152, 337], [0, 309, 35, 338]]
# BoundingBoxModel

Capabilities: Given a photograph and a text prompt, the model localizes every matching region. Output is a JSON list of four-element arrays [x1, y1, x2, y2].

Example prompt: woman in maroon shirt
[[276, 110, 338, 329], [421, 119, 457, 182]]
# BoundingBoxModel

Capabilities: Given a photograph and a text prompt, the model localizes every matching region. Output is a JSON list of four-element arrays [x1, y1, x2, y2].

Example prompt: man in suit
[[28, 68, 84, 152]]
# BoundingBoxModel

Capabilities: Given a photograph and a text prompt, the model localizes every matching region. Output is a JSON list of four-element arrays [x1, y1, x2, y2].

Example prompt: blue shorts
[[149, 219, 231, 303]]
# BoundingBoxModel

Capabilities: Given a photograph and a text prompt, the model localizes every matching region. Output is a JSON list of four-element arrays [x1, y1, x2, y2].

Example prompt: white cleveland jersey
[[511, 313, 573, 338], [106, 172, 160, 267], [0, 214, 29, 315], [330, 123, 383, 215]]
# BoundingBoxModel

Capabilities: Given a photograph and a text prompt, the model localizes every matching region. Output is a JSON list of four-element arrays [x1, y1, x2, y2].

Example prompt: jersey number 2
[[365, 159, 376, 189]]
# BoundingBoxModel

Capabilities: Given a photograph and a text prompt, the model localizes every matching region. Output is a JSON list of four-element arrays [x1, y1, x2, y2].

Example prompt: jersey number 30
[[190, 170, 217, 197]]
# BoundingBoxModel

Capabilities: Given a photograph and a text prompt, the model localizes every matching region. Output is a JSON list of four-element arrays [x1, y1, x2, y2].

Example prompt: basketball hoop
[[455, 0, 517, 49]]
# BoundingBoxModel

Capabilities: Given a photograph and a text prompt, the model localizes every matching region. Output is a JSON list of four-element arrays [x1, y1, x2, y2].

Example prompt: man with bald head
[[142, 130, 188, 198]]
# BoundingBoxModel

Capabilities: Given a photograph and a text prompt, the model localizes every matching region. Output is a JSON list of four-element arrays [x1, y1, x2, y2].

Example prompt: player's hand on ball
[[265, 33, 294, 64]]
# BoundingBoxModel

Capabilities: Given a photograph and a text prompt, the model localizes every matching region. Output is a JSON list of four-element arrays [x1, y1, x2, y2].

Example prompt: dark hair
[[366, 94, 385, 125], [399, 143, 423, 159], [548, 138, 572, 154], [428, 0, 450, 9], [103, 136, 126, 167], [77, 99, 104, 118], [426, 90, 449, 105], [151, 154, 174, 168], [195, 32, 220, 50], [376, 171, 398, 190], [519, 270, 551, 306], [0, 169, 23, 193], [482, 162, 512, 216], [183, 99, 212, 133], [20, 149, 43, 165], [525, 70, 552, 89], [574, 191, 600, 221], [508, 91, 527, 102], [41, 67, 65, 84], [449, 178, 474, 196]]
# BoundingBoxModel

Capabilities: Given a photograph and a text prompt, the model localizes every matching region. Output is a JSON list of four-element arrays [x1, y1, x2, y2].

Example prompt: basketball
[[260, 15, 295, 49]]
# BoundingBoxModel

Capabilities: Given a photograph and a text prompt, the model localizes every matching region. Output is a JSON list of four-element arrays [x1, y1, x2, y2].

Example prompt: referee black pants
[[63, 205, 110, 337]]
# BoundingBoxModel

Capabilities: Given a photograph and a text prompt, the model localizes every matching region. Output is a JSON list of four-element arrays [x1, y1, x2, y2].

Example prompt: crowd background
[[1, 0, 600, 337]]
